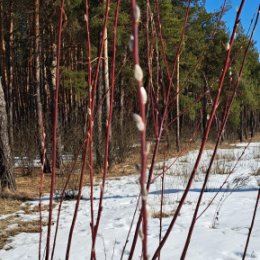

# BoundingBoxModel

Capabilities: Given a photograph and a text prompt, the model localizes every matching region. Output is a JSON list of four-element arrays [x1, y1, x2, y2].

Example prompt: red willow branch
[[158, 155, 166, 260], [65, 139, 90, 260], [192, 0, 260, 216], [63, 137, 91, 260], [196, 138, 251, 220], [122, 116, 199, 259], [66, 1, 111, 259], [242, 188, 260, 260], [120, 194, 141, 260], [166, 80, 218, 129], [167, 18, 256, 133], [38, 115, 46, 260], [50, 143, 85, 260], [182, 0, 227, 85], [193, 38, 258, 219], [84, 0, 94, 257], [148, 11, 161, 139], [91, 1, 110, 114], [151, 119, 200, 183], [131, 1, 149, 259], [145, 0, 157, 137], [45, 0, 65, 259], [90, 4, 111, 251], [146, 0, 191, 188], [183, 2, 260, 235], [151, 1, 246, 259], [166, 1, 233, 134], [154, 0, 170, 80], [164, 0, 230, 133], [127, 2, 191, 259], [91, 1, 120, 259], [64, 0, 98, 258]]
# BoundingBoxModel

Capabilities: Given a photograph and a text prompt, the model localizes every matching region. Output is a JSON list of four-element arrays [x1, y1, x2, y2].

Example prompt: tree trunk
[[96, 62, 103, 169], [104, 26, 110, 124], [0, 0, 8, 100], [0, 77, 15, 191], [103, 10, 112, 164], [119, 78, 125, 133], [239, 103, 244, 142], [35, 0, 51, 173], [8, 0, 14, 149], [176, 53, 180, 152], [250, 111, 255, 138]]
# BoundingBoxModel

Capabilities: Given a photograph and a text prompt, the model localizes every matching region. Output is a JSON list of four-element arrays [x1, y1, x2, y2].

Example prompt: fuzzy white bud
[[140, 86, 147, 104], [134, 64, 143, 82], [226, 42, 230, 50], [88, 108, 91, 116], [133, 113, 145, 131], [134, 5, 141, 22], [128, 35, 134, 52]]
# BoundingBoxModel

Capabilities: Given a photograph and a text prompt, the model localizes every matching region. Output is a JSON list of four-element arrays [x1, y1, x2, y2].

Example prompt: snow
[[1, 142, 259, 260]]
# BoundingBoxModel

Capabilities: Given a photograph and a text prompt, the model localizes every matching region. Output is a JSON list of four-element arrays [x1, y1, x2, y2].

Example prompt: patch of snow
[[1, 143, 259, 260]]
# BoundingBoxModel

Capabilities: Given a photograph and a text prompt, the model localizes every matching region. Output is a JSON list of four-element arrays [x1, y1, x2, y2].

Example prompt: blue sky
[[205, 0, 260, 57]]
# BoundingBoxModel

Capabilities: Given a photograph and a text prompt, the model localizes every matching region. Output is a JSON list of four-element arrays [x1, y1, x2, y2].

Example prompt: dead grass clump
[[20, 204, 50, 215], [0, 198, 23, 216], [152, 211, 176, 219], [215, 152, 236, 162], [213, 159, 232, 175], [0, 219, 47, 250]]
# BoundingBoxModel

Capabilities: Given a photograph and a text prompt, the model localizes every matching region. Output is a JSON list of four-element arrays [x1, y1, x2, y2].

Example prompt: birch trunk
[[176, 54, 180, 152], [35, 0, 51, 173], [96, 62, 103, 168], [103, 15, 111, 164]]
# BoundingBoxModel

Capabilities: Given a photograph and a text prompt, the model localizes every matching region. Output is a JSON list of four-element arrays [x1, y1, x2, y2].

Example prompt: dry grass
[[151, 209, 181, 219], [0, 199, 22, 216], [0, 195, 52, 250], [214, 152, 237, 161], [0, 218, 47, 250], [152, 211, 176, 219], [0, 168, 60, 250]]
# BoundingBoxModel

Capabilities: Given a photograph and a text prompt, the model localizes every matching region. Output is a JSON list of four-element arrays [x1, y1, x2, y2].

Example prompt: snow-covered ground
[[1, 142, 259, 260]]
